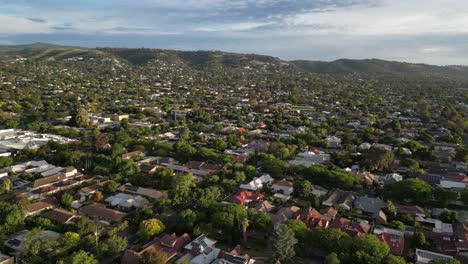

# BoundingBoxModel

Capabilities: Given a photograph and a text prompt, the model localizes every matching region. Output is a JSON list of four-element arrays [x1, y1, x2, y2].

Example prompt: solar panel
[[125, 185, 139, 192], [203, 247, 212, 254], [8, 239, 21, 247]]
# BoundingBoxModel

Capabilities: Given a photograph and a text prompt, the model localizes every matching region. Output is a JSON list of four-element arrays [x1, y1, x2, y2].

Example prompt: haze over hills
[[2, 43, 468, 82]]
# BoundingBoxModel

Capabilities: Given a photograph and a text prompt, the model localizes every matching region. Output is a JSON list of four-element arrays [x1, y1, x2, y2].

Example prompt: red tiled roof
[[377, 233, 405, 255], [273, 180, 293, 187], [230, 190, 264, 204]]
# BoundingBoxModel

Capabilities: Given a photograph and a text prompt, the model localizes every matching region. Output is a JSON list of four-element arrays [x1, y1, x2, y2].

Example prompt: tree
[[383, 200, 396, 217], [410, 232, 428, 249], [62, 231, 80, 248], [70, 107, 89, 127], [70, 250, 98, 264], [271, 223, 298, 261], [177, 209, 197, 232], [142, 250, 167, 264], [296, 180, 313, 198], [439, 209, 458, 223], [60, 193, 74, 210], [0, 156, 13, 168], [385, 179, 432, 205], [0, 177, 12, 194], [324, 252, 340, 264], [284, 219, 312, 242], [138, 218, 165, 241], [173, 140, 196, 162], [361, 146, 394, 171], [428, 259, 460, 264], [170, 173, 195, 206], [351, 234, 390, 264], [94, 134, 109, 150], [384, 254, 407, 264], [461, 190, 468, 205], [103, 180, 118, 195], [91, 191, 103, 202]]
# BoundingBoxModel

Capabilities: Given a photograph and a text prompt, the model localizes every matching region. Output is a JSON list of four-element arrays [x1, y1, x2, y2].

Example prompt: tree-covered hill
[[2, 43, 468, 81], [290, 59, 468, 81]]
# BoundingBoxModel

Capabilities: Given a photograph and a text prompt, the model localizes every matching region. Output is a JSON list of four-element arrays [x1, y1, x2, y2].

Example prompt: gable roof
[[79, 203, 127, 223], [41, 208, 75, 224], [31, 173, 65, 188]]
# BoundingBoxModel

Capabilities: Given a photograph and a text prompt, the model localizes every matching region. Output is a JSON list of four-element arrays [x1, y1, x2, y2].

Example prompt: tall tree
[[271, 223, 298, 261]]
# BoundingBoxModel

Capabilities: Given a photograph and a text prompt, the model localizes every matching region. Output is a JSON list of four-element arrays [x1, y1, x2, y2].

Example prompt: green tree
[[296, 180, 313, 198], [103, 180, 118, 195], [324, 252, 340, 264], [0, 156, 13, 168], [70, 250, 98, 264], [170, 173, 195, 206], [384, 200, 396, 217], [362, 146, 395, 171], [138, 218, 165, 241], [60, 193, 74, 210], [385, 179, 432, 205], [384, 254, 407, 264], [0, 177, 12, 194], [177, 209, 197, 232], [351, 234, 390, 264], [62, 231, 80, 248], [429, 259, 460, 264], [410, 232, 428, 249], [142, 250, 167, 264], [70, 107, 89, 127], [271, 223, 298, 261], [439, 209, 458, 223]]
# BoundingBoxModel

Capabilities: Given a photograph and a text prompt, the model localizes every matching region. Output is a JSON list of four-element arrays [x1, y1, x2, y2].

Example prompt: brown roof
[[140, 233, 191, 259], [80, 203, 127, 223], [41, 208, 75, 224], [273, 180, 294, 187], [28, 197, 57, 213], [32, 173, 65, 188]]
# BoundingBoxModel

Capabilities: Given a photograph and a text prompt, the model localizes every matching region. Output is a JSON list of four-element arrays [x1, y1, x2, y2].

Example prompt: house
[[439, 180, 465, 190], [230, 190, 264, 205], [328, 217, 371, 237], [415, 249, 454, 264], [41, 208, 76, 225], [118, 183, 168, 201], [29, 173, 66, 191], [26, 197, 57, 216], [64, 166, 78, 177], [139, 164, 160, 175], [322, 190, 356, 210], [373, 226, 406, 256], [122, 150, 143, 160], [288, 151, 331, 167], [177, 234, 219, 264], [356, 171, 375, 183], [415, 216, 453, 234], [105, 193, 149, 211], [4, 230, 61, 251], [271, 180, 293, 196], [311, 185, 328, 198], [254, 200, 275, 213], [320, 207, 338, 221], [216, 245, 255, 264], [79, 181, 107, 201], [326, 135, 342, 148], [395, 204, 425, 217], [121, 233, 191, 264], [374, 210, 388, 225], [384, 173, 403, 185], [295, 208, 329, 228], [79, 203, 127, 224], [239, 174, 273, 191], [269, 206, 301, 225], [0, 252, 13, 264], [354, 196, 385, 215]]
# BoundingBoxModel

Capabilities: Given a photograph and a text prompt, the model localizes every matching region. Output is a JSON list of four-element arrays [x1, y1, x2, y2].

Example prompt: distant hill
[[0, 42, 88, 58], [290, 59, 468, 81], [1, 43, 468, 81]]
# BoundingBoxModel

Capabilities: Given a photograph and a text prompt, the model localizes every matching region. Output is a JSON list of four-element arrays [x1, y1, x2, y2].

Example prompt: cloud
[[27, 17, 46, 23], [1, 0, 468, 64]]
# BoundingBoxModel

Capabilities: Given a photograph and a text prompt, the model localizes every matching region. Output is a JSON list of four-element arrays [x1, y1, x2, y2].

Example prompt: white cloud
[[195, 21, 273, 32], [282, 0, 468, 35], [0, 14, 52, 34]]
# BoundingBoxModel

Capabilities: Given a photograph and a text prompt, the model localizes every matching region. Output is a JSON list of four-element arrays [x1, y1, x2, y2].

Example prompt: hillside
[[1, 43, 468, 81], [290, 59, 468, 81]]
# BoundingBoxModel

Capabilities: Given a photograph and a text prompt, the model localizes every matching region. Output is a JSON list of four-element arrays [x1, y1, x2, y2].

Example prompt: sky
[[1, 0, 468, 65]]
